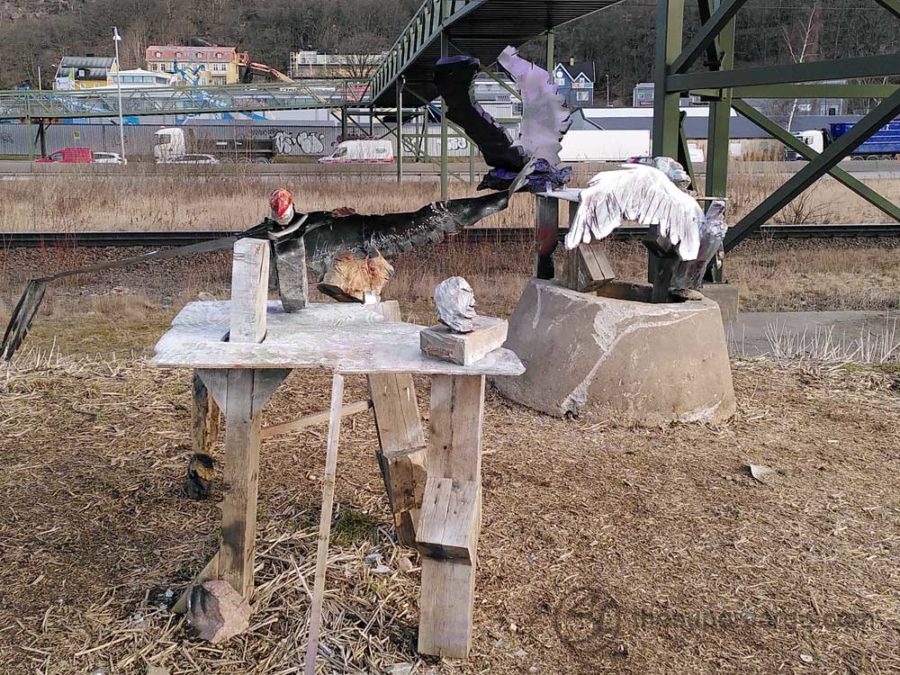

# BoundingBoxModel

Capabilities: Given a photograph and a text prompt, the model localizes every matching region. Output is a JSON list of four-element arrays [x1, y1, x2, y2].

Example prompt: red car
[[36, 148, 94, 163]]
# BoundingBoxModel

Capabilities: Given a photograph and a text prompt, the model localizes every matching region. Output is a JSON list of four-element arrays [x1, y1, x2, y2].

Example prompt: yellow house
[[53, 56, 116, 90], [145, 45, 244, 86]]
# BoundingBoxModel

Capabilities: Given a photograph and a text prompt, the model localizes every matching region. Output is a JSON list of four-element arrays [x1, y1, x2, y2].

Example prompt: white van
[[318, 139, 394, 164]]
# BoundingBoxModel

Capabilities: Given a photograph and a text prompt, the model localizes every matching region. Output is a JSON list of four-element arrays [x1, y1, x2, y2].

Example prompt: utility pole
[[605, 73, 610, 107], [113, 27, 126, 163]]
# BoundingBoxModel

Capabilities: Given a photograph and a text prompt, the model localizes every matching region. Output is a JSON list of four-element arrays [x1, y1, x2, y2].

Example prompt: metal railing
[[0, 80, 371, 121], [369, 0, 482, 103]]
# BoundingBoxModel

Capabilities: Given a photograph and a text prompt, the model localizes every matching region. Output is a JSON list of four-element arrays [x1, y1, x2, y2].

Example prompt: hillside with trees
[[0, 0, 896, 103]]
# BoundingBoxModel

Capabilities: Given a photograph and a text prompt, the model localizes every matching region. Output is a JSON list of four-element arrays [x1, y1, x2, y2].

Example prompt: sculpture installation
[[562, 157, 728, 296], [433, 276, 477, 333], [2, 46, 572, 360]]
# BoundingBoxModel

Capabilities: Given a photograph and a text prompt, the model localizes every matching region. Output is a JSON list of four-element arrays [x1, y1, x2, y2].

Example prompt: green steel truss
[[653, 0, 900, 266]]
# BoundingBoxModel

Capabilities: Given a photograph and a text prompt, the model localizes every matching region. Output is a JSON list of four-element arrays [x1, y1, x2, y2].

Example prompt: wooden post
[[304, 373, 345, 674], [368, 301, 427, 547], [535, 194, 559, 280], [191, 371, 220, 455], [217, 239, 285, 600], [417, 375, 485, 659]]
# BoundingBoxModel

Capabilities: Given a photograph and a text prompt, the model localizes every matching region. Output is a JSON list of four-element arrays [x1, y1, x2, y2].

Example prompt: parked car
[[93, 152, 127, 165], [165, 154, 220, 165], [35, 148, 93, 163]]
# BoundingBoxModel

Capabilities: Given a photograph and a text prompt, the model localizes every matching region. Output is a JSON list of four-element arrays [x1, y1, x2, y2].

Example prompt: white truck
[[559, 130, 652, 162], [318, 139, 395, 164], [154, 128, 273, 164]]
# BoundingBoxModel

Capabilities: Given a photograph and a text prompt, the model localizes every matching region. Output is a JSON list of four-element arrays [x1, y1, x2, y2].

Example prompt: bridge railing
[[0, 80, 372, 121], [369, 0, 482, 103]]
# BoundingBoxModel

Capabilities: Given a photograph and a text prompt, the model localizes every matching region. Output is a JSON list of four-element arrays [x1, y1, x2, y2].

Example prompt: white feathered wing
[[565, 166, 703, 260]]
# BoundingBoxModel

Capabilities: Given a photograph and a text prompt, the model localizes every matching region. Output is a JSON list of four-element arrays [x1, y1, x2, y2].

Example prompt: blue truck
[[787, 120, 900, 160]]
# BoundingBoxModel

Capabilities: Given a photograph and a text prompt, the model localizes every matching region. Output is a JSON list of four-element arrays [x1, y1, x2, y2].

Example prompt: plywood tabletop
[[152, 301, 525, 377]]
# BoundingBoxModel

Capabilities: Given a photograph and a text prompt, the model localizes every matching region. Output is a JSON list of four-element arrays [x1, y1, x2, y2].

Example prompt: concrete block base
[[493, 279, 736, 426], [700, 283, 740, 324]]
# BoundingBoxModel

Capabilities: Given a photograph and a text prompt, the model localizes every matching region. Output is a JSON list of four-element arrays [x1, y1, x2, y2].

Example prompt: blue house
[[553, 58, 595, 109]]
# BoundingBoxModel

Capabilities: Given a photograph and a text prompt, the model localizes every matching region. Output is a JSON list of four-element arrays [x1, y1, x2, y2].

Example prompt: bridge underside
[[370, 0, 623, 106]]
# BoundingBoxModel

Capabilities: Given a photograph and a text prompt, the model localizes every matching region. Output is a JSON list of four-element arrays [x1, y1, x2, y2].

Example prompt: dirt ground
[[0, 289, 898, 673]]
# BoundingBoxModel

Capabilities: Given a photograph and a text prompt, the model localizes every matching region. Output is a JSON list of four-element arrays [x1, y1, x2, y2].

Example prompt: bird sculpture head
[[269, 188, 295, 226], [652, 157, 692, 190]]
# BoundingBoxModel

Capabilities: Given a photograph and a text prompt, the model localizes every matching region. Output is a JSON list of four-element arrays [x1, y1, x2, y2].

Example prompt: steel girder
[[725, 89, 900, 250], [730, 99, 900, 227], [653, 0, 900, 268]]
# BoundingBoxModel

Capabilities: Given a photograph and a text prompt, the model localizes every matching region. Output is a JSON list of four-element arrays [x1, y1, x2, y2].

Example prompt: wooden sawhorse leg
[[416, 375, 485, 659], [191, 371, 220, 456]]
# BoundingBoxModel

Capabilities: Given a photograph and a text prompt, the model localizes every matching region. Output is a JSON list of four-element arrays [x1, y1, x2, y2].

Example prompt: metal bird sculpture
[[1, 45, 563, 360], [434, 46, 571, 192], [0, 163, 532, 360], [563, 157, 727, 293]]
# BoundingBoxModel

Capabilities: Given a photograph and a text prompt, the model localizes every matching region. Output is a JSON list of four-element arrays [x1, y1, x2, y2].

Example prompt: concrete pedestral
[[700, 283, 740, 324], [493, 279, 736, 425]]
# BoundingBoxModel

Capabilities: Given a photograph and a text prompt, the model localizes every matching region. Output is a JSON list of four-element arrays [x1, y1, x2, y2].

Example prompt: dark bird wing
[[434, 55, 526, 173], [301, 161, 533, 275], [0, 221, 271, 361]]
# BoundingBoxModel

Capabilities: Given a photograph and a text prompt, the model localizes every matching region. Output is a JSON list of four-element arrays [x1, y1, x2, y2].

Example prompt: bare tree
[[782, 1, 822, 131]]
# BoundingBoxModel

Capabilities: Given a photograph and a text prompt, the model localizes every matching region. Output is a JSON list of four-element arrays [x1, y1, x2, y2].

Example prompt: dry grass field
[[1, 165, 898, 234], [0, 168, 898, 673], [0, 308, 898, 674]]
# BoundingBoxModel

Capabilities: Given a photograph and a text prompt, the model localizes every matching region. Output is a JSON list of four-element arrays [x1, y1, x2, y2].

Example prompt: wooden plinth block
[[420, 317, 508, 366], [416, 477, 480, 563], [229, 238, 270, 343], [562, 242, 616, 293]]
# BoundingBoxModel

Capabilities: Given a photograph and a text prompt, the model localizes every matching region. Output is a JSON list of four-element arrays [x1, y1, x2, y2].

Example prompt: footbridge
[[368, 0, 622, 106]]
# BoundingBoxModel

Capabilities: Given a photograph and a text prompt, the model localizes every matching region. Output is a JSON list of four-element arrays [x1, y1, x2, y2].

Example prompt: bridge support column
[[440, 32, 449, 200], [397, 78, 404, 184]]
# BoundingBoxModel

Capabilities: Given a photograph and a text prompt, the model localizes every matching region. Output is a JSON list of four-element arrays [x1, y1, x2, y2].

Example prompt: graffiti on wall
[[447, 136, 468, 151], [272, 130, 326, 156]]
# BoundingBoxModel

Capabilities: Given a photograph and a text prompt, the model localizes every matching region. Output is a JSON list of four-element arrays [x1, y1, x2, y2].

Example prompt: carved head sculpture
[[434, 276, 477, 333]]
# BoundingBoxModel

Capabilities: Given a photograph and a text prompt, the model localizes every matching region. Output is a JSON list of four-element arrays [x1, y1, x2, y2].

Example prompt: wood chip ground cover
[[0, 316, 898, 673]]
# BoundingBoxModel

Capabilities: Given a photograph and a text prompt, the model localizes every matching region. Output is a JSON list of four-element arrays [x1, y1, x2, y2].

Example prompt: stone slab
[[493, 279, 736, 425]]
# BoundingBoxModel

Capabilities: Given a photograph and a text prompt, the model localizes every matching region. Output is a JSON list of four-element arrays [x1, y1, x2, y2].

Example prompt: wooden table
[[152, 239, 524, 663]]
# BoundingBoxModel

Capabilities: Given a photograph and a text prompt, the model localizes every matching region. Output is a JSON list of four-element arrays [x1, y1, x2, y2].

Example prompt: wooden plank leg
[[219, 369, 263, 599], [417, 374, 485, 659], [305, 373, 345, 675], [368, 300, 427, 547], [191, 371, 220, 455]]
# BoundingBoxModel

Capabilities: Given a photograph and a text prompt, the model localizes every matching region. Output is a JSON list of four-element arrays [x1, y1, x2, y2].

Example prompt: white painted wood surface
[[229, 239, 270, 344], [152, 301, 524, 376]]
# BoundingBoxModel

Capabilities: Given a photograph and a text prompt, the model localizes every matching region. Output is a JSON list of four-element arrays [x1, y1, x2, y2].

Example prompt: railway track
[[1, 223, 897, 249]]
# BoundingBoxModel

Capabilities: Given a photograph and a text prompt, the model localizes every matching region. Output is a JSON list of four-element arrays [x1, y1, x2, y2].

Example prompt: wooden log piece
[[186, 579, 251, 644], [416, 477, 481, 563], [191, 371, 220, 455], [419, 317, 508, 366], [417, 374, 485, 659], [562, 242, 616, 293]]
